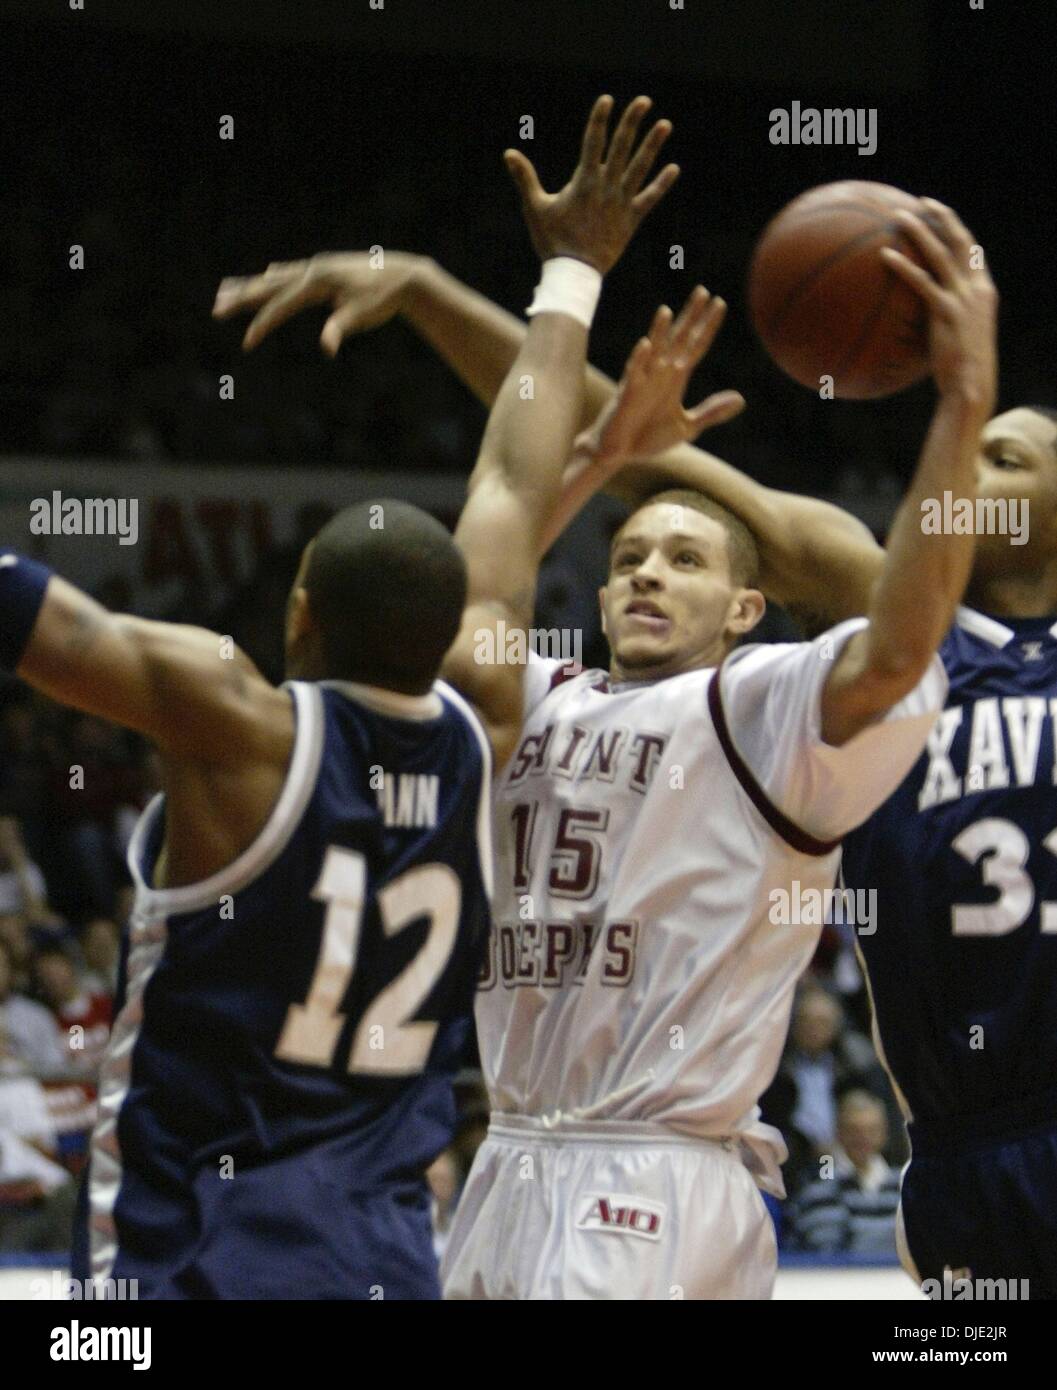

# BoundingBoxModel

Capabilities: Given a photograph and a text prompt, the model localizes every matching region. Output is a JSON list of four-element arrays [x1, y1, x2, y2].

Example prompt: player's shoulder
[[523, 653, 608, 713]]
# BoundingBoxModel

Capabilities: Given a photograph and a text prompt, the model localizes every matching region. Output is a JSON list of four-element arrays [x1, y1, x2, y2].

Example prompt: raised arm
[[436, 94, 678, 766], [820, 199, 997, 746]]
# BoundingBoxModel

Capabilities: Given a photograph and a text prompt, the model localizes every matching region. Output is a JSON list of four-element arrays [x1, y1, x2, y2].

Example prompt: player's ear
[[598, 586, 609, 638], [728, 587, 765, 637], [286, 586, 314, 646]]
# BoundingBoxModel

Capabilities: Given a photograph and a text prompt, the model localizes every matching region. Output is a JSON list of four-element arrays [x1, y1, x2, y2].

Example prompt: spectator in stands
[[766, 982, 893, 1193], [0, 1044, 78, 1252], [427, 1149, 461, 1265], [0, 913, 34, 994], [33, 947, 112, 1077], [0, 815, 63, 929], [786, 1091, 901, 1256], [0, 939, 66, 1078], [80, 917, 121, 998]]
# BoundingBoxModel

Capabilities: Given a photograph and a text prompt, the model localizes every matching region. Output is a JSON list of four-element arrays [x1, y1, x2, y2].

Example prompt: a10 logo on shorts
[[576, 1194, 665, 1241]]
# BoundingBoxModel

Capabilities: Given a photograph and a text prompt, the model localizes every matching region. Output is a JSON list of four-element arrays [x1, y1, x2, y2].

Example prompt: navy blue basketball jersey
[[842, 608, 1057, 1129], [77, 677, 492, 1299]]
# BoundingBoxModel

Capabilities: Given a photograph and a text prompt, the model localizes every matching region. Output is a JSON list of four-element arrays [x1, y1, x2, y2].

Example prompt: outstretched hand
[[575, 287, 744, 469], [212, 251, 424, 354], [504, 94, 679, 274]]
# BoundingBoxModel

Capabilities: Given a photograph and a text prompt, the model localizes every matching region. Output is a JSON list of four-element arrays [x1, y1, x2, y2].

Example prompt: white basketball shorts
[[440, 1115, 777, 1300]]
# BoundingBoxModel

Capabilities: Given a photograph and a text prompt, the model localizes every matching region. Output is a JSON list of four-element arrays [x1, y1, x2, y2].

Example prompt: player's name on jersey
[[479, 918, 638, 989], [507, 722, 668, 793], [375, 771, 440, 828], [920, 696, 1057, 810], [29, 489, 139, 546]]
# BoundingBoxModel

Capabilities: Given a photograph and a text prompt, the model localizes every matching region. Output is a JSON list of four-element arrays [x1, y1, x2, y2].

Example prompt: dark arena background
[[1, 0, 1055, 1338]]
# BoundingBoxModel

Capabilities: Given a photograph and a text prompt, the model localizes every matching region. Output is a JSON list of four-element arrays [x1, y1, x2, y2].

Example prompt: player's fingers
[[645, 303, 674, 347], [319, 299, 373, 356], [503, 149, 547, 207], [893, 210, 960, 289], [670, 286, 714, 353], [918, 198, 976, 265], [578, 94, 615, 170], [213, 265, 306, 317], [242, 277, 320, 350], [212, 276, 272, 318], [630, 163, 681, 219], [880, 246, 949, 312], [622, 334, 655, 383], [686, 296, 728, 363], [622, 119, 673, 197], [602, 95, 652, 183], [685, 390, 746, 434]]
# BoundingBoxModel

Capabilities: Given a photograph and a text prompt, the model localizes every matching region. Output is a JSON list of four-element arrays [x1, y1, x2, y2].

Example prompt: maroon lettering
[[602, 921, 638, 986], [499, 925, 518, 986], [514, 920, 540, 984], [477, 932, 497, 991], [582, 727, 627, 782], [629, 733, 667, 793], [575, 922, 599, 983], [554, 724, 591, 777], [542, 922, 576, 985]]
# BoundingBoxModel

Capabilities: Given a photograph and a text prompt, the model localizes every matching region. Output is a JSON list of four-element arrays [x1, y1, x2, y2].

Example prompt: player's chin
[[613, 632, 682, 676]]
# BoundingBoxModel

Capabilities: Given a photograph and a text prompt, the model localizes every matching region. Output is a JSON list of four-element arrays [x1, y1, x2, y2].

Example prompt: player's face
[[972, 408, 1057, 575], [599, 504, 764, 681]]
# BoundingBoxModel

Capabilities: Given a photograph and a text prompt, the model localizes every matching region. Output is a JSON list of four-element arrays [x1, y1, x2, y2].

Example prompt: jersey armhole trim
[[708, 662, 840, 858], [126, 681, 326, 915], [434, 679, 494, 899]]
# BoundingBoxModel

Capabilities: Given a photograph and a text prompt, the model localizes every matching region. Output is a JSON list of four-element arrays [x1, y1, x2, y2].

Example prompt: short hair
[[303, 500, 467, 692], [623, 488, 760, 587]]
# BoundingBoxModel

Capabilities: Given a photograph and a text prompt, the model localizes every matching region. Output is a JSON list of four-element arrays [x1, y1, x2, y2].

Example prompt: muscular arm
[[441, 309, 587, 767], [16, 576, 291, 764], [819, 201, 997, 746]]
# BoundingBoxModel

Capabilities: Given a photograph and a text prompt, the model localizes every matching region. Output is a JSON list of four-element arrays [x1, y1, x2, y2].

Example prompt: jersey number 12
[[275, 846, 460, 1075]]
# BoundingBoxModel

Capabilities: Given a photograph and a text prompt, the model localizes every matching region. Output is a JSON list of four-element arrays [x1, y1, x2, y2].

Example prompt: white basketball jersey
[[476, 619, 947, 1193]]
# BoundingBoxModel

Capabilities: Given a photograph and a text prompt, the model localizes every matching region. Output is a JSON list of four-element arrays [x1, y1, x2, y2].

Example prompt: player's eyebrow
[[983, 435, 1028, 451], [611, 532, 711, 554]]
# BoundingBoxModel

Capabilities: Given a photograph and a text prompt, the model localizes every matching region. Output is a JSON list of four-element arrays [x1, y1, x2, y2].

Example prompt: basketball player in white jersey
[[215, 152, 996, 1294]]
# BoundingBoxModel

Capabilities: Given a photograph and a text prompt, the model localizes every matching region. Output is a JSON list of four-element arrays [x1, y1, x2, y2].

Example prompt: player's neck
[[608, 651, 720, 685], [966, 567, 1057, 620]]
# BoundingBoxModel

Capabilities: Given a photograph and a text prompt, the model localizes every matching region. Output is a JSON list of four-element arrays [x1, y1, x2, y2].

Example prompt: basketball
[[748, 181, 935, 400]]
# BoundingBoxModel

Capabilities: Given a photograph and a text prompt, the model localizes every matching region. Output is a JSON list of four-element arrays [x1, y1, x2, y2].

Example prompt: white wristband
[[526, 257, 602, 329]]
